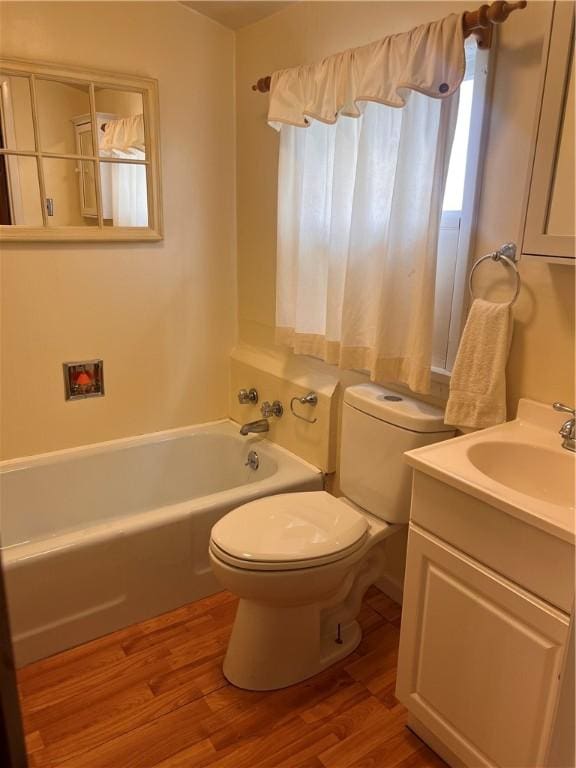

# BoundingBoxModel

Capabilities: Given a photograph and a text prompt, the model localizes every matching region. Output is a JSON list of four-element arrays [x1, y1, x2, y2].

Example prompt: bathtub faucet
[[239, 419, 269, 436]]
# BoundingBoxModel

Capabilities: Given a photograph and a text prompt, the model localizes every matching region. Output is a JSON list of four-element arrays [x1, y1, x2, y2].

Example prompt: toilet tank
[[340, 384, 455, 523]]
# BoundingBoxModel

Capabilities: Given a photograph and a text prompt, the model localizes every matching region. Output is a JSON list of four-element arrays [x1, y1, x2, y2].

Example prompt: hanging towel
[[445, 298, 512, 429]]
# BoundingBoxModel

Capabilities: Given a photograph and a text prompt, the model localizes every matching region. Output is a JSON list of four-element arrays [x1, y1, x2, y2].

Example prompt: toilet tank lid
[[343, 384, 453, 433]]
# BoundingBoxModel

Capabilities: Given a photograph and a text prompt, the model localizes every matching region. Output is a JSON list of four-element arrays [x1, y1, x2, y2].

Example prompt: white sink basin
[[405, 399, 576, 543], [467, 441, 575, 508]]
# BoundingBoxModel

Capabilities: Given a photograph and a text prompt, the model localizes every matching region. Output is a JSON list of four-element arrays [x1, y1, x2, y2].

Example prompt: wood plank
[[17, 622, 142, 685], [366, 590, 404, 623], [19, 643, 127, 698], [148, 737, 217, 768], [31, 683, 208, 768], [149, 652, 227, 698], [344, 725, 426, 767], [317, 702, 408, 767], [56, 696, 214, 768], [22, 644, 171, 714]]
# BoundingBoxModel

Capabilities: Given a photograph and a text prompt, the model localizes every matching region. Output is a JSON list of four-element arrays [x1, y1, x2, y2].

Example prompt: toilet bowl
[[210, 492, 399, 690], [210, 384, 456, 690]]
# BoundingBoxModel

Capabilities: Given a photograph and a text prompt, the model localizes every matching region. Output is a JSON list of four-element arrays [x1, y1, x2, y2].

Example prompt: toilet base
[[222, 599, 361, 691]]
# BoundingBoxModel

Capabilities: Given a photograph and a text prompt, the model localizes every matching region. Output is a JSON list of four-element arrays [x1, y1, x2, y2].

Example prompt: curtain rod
[[251, 0, 527, 92]]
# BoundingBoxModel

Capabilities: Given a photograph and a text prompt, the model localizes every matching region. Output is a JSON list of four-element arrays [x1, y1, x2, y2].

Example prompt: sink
[[404, 398, 576, 543], [467, 441, 575, 508]]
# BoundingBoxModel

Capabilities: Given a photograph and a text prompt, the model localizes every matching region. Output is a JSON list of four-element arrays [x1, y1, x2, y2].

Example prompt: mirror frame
[[0, 58, 163, 242]]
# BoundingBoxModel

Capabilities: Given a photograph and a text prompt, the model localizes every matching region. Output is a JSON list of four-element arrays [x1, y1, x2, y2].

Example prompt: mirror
[[0, 60, 161, 241]]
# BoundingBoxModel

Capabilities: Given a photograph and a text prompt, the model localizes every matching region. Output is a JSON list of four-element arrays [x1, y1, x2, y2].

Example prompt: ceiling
[[182, 1, 295, 30]]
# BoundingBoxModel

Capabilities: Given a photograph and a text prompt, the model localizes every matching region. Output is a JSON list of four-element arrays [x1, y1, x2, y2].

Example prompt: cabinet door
[[396, 526, 569, 768], [522, 1, 575, 261], [75, 124, 98, 218]]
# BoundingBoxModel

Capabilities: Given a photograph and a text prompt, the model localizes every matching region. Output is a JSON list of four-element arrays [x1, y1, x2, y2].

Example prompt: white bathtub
[[0, 420, 322, 666]]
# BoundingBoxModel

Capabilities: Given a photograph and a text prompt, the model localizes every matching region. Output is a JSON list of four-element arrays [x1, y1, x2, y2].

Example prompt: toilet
[[209, 383, 456, 690]]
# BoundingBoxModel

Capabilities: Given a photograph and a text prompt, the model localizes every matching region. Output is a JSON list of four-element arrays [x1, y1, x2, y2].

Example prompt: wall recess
[[63, 360, 104, 400]]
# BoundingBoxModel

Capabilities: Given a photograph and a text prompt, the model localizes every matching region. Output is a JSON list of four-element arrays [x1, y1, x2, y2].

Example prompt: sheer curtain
[[101, 115, 148, 227], [271, 14, 464, 393]]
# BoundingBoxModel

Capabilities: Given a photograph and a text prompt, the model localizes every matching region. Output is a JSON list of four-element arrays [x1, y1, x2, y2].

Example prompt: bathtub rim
[[0, 418, 321, 474]]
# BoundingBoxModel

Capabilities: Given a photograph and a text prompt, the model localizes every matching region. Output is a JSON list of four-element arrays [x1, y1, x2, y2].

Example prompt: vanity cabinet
[[521, 1, 575, 262], [396, 473, 573, 768]]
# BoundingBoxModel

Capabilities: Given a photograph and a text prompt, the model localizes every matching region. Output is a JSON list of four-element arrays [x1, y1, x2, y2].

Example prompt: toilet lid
[[210, 491, 368, 568]]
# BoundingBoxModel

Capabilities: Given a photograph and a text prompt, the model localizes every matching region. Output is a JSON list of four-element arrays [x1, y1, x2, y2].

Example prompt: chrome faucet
[[239, 418, 269, 436], [553, 403, 575, 452]]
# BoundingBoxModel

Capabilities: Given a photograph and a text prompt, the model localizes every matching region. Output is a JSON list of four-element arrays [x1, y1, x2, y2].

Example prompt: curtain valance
[[268, 13, 465, 128], [101, 114, 145, 152]]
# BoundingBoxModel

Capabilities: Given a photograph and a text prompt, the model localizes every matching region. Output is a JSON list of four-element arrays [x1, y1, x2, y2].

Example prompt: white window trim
[[436, 43, 494, 378]]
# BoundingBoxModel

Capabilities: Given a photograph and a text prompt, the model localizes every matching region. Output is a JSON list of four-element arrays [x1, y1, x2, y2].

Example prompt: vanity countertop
[[405, 399, 576, 545]]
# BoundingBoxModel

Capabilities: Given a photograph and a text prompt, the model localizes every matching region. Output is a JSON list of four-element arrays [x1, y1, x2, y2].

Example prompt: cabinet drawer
[[396, 526, 570, 768], [410, 471, 574, 613]]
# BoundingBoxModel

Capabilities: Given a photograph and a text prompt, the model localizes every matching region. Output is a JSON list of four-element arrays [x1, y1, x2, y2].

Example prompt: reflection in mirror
[[42, 157, 97, 227], [36, 79, 92, 155], [102, 161, 148, 227], [0, 155, 43, 225], [95, 89, 145, 159], [95, 91, 148, 227], [0, 73, 35, 151]]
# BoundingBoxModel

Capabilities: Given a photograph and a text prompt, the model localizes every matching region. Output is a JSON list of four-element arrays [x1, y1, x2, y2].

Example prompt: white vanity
[[396, 399, 575, 768]]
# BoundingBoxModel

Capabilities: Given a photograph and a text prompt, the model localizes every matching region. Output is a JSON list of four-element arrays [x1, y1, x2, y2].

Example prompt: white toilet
[[209, 383, 455, 690]]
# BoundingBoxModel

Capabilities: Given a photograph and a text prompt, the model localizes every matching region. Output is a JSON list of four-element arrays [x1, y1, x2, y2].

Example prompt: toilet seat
[[210, 491, 369, 572]]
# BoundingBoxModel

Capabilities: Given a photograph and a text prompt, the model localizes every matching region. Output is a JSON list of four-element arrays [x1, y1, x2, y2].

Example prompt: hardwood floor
[[17, 588, 447, 768]]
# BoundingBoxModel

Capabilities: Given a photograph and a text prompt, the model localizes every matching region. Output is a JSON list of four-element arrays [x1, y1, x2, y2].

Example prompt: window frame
[[432, 43, 494, 379], [0, 58, 163, 242]]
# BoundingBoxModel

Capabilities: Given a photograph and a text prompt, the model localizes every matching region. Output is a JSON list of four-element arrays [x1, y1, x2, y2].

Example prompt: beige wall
[[235, 0, 575, 413], [0, 1, 236, 459]]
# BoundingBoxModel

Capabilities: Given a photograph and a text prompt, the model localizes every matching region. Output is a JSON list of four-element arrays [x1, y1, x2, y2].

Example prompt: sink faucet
[[239, 418, 269, 436], [553, 403, 575, 452]]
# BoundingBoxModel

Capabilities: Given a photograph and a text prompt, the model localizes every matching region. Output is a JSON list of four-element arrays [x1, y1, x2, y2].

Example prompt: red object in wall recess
[[76, 372, 92, 386]]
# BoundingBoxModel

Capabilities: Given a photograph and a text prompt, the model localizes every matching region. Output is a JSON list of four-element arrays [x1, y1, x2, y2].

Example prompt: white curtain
[[271, 14, 464, 393], [109, 149, 148, 227], [101, 115, 148, 227]]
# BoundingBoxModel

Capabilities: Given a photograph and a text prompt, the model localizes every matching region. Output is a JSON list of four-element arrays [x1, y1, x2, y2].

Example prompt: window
[[432, 42, 491, 373], [274, 31, 490, 392]]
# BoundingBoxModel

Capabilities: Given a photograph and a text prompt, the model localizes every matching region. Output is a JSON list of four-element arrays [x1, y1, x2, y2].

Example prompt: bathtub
[[0, 420, 323, 666]]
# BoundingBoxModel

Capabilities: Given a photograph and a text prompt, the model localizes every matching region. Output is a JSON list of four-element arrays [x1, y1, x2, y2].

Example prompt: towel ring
[[290, 392, 318, 424], [468, 242, 521, 305]]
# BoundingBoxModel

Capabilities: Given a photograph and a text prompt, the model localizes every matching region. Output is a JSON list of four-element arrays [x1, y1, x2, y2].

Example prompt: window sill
[[431, 366, 452, 385], [429, 366, 451, 403]]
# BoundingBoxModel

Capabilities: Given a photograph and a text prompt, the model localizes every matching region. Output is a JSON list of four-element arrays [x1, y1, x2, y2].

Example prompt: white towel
[[445, 298, 512, 429]]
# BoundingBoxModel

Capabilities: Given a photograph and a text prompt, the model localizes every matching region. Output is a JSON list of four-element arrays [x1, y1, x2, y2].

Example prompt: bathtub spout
[[240, 419, 269, 436]]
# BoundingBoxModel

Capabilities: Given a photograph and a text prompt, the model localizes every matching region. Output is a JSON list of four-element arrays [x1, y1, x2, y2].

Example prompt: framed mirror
[[0, 59, 162, 241]]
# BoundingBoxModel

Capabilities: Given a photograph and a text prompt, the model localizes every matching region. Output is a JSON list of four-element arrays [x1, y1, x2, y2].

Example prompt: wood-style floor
[[17, 588, 447, 768]]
